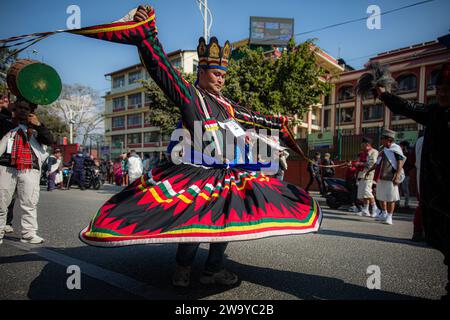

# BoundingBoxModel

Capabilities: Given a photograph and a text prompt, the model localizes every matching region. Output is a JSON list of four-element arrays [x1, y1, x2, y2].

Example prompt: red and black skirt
[[80, 163, 322, 247]]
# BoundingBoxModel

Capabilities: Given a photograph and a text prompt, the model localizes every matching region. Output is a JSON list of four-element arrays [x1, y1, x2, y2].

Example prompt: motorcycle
[[84, 165, 102, 190], [323, 177, 354, 209]]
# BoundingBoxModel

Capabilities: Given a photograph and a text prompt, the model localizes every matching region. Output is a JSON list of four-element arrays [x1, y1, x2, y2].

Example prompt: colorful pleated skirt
[[79, 163, 322, 247]]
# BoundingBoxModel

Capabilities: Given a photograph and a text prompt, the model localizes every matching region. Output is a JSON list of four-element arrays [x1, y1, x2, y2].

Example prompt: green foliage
[[141, 72, 196, 135], [0, 47, 17, 93], [223, 39, 331, 120], [35, 107, 70, 142]]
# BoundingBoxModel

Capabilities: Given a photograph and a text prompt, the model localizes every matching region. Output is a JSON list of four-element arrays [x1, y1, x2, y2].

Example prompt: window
[[127, 133, 142, 145], [323, 109, 331, 128], [128, 70, 142, 85], [113, 97, 125, 111], [128, 93, 142, 109], [363, 104, 384, 122], [112, 116, 125, 129], [112, 76, 125, 88], [427, 69, 440, 90], [391, 124, 418, 132], [127, 114, 142, 127], [395, 74, 417, 93], [144, 112, 155, 126], [144, 132, 160, 143], [111, 135, 125, 148], [324, 94, 331, 106], [362, 127, 381, 136], [337, 85, 354, 102], [336, 107, 354, 124], [362, 90, 375, 100]]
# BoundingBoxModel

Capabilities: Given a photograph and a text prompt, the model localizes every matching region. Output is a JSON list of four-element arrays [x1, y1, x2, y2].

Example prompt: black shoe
[[411, 232, 425, 242]]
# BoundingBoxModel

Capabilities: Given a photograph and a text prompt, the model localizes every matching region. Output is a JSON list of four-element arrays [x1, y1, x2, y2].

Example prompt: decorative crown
[[197, 37, 232, 71]]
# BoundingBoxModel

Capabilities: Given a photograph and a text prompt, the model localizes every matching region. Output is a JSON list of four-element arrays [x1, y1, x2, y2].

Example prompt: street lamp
[[196, 0, 213, 41]]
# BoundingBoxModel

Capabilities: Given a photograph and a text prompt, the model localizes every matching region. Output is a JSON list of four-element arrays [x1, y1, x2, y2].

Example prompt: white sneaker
[[20, 235, 44, 244], [348, 206, 358, 213], [370, 210, 378, 218], [375, 213, 387, 221], [356, 210, 370, 217], [0, 239, 3, 245], [383, 214, 393, 225], [4, 225, 14, 233]]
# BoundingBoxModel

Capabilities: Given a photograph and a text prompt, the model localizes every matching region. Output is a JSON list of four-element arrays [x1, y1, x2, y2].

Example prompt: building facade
[[103, 50, 198, 160], [324, 36, 450, 144]]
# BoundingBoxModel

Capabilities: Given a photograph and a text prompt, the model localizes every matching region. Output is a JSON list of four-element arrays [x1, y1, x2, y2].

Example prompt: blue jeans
[[176, 242, 228, 273]]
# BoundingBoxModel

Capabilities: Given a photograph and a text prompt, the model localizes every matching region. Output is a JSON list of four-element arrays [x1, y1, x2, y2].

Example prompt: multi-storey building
[[103, 50, 198, 160], [325, 34, 450, 143]]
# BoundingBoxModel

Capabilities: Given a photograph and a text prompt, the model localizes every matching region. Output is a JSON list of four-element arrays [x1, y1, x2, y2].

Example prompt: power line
[[253, 0, 436, 45]]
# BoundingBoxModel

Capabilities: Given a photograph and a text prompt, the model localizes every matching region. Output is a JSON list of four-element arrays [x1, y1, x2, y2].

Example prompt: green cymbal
[[16, 62, 62, 105]]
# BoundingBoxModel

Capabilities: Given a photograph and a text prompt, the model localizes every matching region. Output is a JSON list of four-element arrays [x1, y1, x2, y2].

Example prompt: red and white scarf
[[10, 126, 34, 171]]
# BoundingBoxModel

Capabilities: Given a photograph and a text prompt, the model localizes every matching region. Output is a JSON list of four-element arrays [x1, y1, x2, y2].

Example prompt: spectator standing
[[371, 129, 406, 225], [127, 150, 143, 184], [47, 148, 63, 191], [0, 96, 54, 244], [355, 137, 380, 217], [305, 152, 324, 195], [399, 140, 413, 209]]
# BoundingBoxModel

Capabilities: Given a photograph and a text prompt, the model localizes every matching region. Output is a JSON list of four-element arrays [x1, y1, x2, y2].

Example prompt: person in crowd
[[399, 140, 413, 209], [0, 95, 54, 244], [355, 137, 380, 218], [412, 136, 425, 242], [70, 149, 88, 190], [113, 158, 123, 186], [142, 153, 151, 177], [305, 152, 324, 194], [47, 148, 63, 191], [127, 150, 143, 184], [376, 63, 450, 299], [369, 129, 406, 225], [320, 153, 335, 192]]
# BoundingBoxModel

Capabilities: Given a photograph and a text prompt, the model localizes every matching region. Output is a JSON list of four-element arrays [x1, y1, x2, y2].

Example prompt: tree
[[0, 47, 17, 93], [223, 38, 332, 122], [35, 107, 70, 143], [141, 72, 197, 135], [50, 84, 104, 145]]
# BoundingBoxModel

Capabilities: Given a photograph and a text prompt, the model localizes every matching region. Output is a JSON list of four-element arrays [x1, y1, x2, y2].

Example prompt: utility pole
[[197, 0, 212, 42], [203, 0, 208, 41]]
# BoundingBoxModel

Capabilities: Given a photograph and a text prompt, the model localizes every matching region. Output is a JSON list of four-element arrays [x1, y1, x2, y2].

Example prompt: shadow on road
[[1, 243, 425, 300], [318, 228, 430, 249]]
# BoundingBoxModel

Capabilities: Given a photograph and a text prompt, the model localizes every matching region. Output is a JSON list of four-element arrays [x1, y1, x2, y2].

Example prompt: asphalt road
[[0, 184, 447, 300]]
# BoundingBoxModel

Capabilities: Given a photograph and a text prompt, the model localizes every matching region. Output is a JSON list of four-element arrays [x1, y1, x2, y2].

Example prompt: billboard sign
[[250, 16, 294, 46]]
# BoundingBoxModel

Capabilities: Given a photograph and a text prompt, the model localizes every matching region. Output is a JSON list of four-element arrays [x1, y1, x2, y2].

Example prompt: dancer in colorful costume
[[32, 5, 322, 286]]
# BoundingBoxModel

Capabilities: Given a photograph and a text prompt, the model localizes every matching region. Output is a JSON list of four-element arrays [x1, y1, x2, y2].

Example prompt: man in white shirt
[[127, 150, 143, 184]]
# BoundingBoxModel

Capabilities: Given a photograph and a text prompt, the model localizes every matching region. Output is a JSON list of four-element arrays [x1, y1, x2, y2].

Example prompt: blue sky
[[1, 0, 449, 96]]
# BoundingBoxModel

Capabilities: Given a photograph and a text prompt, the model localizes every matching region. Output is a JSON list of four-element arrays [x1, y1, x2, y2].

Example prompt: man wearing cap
[[0, 96, 54, 245], [356, 137, 379, 217], [369, 129, 405, 225], [376, 62, 450, 299]]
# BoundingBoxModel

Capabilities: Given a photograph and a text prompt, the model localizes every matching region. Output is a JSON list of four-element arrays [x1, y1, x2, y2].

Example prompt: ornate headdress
[[197, 37, 232, 71]]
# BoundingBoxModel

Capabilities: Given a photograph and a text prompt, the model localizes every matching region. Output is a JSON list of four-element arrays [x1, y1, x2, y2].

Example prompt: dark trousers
[[176, 242, 228, 273], [47, 172, 57, 191], [71, 170, 85, 188], [306, 174, 324, 194], [7, 197, 14, 226]]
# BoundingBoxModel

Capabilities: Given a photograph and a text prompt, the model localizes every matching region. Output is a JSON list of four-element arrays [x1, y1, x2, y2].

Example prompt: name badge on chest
[[223, 119, 246, 137]]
